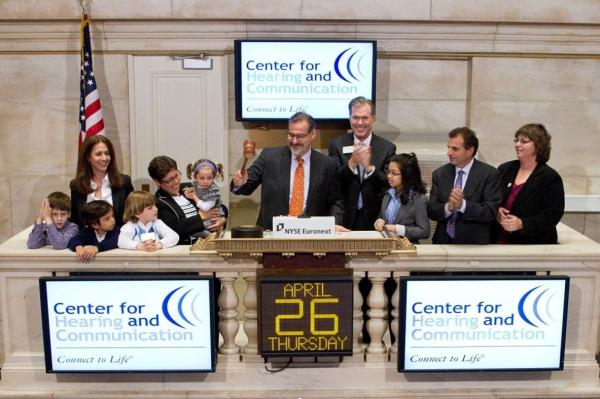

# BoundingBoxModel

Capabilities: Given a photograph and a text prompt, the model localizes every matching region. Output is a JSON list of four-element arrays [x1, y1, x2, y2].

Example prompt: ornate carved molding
[[2, 21, 600, 56]]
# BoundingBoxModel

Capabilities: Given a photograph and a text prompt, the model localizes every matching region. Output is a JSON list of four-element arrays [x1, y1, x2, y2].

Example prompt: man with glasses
[[148, 155, 226, 244], [231, 112, 345, 231], [328, 97, 396, 231]]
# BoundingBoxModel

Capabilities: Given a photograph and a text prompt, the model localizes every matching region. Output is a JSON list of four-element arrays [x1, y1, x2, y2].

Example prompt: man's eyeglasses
[[286, 131, 311, 140], [161, 170, 182, 184]]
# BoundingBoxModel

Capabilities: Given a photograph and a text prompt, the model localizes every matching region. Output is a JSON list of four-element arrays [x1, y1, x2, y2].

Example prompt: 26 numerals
[[274, 298, 339, 336]]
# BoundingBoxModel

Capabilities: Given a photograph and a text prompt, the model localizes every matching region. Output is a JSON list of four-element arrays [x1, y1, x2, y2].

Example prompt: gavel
[[241, 140, 256, 176]]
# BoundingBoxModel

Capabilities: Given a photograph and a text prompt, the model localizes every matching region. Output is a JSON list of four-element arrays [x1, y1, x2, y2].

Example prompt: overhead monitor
[[235, 39, 377, 121]]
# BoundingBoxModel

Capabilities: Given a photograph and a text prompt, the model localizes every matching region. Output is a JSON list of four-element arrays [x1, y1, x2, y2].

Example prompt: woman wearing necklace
[[494, 123, 564, 244], [70, 135, 133, 228]]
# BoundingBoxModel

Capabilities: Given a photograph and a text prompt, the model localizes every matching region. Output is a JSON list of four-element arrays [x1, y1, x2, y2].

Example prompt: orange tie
[[289, 157, 304, 216]]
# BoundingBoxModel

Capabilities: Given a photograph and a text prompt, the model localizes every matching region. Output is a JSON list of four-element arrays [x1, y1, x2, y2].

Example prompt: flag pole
[[77, 0, 105, 148], [80, 0, 89, 19]]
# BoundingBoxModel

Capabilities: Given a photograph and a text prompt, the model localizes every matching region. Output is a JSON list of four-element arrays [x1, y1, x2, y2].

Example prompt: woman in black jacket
[[494, 123, 564, 244], [70, 135, 133, 227], [147, 155, 226, 245]]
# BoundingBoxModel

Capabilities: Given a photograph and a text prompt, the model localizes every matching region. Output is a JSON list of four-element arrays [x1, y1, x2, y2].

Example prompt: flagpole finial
[[80, 0, 89, 16]]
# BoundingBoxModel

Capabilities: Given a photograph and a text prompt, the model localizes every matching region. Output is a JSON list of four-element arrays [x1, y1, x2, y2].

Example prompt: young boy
[[27, 191, 79, 250], [67, 200, 120, 263]]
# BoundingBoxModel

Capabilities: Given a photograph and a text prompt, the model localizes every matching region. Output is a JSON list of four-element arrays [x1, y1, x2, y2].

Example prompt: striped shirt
[[173, 195, 197, 219]]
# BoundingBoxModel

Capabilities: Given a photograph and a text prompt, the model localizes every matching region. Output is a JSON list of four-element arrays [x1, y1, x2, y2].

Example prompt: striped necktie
[[446, 170, 464, 239]]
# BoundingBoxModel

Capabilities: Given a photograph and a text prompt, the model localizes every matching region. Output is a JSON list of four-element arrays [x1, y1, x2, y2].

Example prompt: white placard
[[40, 277, 215, 372], [400, 277, 569, 371], [235, 40, 376, 120], [272, 216, 336, 238]]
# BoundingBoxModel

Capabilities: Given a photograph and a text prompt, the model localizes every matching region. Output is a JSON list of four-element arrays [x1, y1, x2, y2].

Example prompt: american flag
[[79, 17, 105, 146]]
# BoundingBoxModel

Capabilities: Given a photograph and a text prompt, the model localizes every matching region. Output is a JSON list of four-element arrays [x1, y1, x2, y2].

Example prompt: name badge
[[342, 146, 354, 154]]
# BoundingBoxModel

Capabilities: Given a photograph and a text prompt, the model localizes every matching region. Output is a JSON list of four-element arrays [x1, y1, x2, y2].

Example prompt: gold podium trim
[[190, 232, 416, 259]]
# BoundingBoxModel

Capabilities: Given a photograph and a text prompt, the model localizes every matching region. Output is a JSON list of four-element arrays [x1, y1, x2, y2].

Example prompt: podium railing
[[0, 224, 599, 398]]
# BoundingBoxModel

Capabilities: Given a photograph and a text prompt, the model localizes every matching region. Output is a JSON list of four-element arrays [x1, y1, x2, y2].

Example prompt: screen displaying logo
[[235, 40, 376, 120], [399, 276, 569, 372], [39, 276, 216, 373]]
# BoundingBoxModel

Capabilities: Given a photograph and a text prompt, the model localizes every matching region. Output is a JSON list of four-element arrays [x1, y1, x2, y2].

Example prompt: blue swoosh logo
[[517, 285, 558, 328], [162, 286, 205, 329], [334, 48, 352, 83], [162, 286, 186, 328]]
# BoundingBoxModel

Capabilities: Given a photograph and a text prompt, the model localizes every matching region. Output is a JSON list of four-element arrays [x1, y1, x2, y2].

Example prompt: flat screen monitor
[[235, 39, 377, 121], [39, 275, 216, 373], [399, 275, 569, 372]]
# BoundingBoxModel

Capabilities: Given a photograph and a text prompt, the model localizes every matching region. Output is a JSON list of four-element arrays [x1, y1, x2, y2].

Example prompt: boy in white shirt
[[118, 191, 179, 251]]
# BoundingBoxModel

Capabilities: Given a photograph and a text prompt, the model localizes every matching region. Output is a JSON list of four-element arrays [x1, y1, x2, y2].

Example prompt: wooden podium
[[190, 230, 415, 359]]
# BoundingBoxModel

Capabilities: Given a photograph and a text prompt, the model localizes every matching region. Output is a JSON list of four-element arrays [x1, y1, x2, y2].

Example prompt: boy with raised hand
[[27, 191, 79, 250]]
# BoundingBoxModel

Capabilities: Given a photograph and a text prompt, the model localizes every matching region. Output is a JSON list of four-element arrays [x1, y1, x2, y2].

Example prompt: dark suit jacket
[[428, 159, 502, 244], [70, 174, 133, 228], [328, 133, 396, 229], [231, 147, 344, 230], [379, 191, 430, 243], [492, 160, 564, 244]]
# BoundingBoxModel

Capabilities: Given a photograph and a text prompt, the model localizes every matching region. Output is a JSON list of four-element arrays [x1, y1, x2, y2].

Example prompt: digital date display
[[259, 274, 353, 357]]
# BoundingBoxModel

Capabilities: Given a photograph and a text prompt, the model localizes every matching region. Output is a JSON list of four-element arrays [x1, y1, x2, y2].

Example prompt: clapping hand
[[448, 188, 464, 212]]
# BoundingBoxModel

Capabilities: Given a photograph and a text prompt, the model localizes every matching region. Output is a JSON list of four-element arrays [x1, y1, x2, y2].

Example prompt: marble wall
[[0, 53, 130, 241], [1, 1, 600, 243], [2, 0, 600, 23]]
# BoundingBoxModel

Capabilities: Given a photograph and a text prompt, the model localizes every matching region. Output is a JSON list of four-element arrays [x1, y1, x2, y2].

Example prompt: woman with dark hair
[[494, 123, 564, 244], [70, 135, 133, 227], [373, 153, 429, 243], [148, 155, 226, 245]]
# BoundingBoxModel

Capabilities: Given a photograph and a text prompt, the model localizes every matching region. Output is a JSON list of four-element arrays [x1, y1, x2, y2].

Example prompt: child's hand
[[183, 187, 198, 202], [42, 199, 53, 224], [75, 245, 98, 263], [137, 240, 158, 252], [36, 200, 45, 224]]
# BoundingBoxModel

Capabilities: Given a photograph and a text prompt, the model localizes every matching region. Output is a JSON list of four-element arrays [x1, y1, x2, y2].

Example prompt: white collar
[[90, 174, 110, 190], [456, 158, 475, 175], [353, 132, 373, 146]]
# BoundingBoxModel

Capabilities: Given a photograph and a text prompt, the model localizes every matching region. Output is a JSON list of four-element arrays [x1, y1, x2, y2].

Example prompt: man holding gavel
[[231, 112, 346, 231]]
